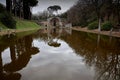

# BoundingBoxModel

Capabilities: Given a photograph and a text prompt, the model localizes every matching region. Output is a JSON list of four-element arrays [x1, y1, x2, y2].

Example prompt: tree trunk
[[6, 0, 12, 13], [13, 0, 17, 16], [19, 6, 21, 18], [117, 0, 120, 24], [117, 10, 120, 24], [98, 18, 101, 32], [97, 10, 101, 32], [23, 1, 31, 20]]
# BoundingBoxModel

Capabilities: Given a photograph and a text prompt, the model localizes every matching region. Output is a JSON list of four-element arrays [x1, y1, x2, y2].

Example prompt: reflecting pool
[[0, 29, 120, 80]]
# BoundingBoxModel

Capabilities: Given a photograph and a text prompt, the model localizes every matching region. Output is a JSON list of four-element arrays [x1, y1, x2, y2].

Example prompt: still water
[[0, 29, 120, 80]]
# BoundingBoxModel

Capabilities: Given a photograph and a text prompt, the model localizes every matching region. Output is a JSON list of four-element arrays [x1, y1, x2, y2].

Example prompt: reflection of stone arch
[[47, 28, 62, 47], [48, 17, 62, 27]]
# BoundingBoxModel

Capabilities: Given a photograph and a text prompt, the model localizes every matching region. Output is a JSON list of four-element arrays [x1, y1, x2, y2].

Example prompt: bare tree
[[90, 0, 105, 32], [115, 0, 120, 24]]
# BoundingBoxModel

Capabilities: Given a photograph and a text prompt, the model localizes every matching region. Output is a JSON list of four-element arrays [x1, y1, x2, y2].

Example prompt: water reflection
[[0, 35, 39, 80], [0, 29, 120, 80], [61, 31, 120, 80], [37, 28, 72, 48], [47, 28, 62, 47], [33, 29, 120, 80]]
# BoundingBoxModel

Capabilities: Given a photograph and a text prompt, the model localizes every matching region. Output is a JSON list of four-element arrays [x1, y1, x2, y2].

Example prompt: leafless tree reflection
[[61, 30, 120, 80]]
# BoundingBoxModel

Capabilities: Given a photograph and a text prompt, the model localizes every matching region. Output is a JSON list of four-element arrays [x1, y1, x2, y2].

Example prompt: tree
[[115, 0, 120, 24], [13, 0, 17, 16], [67, 0, 93, 26], [15, 0, 23, 18], [89, 0, 105, 32], [6, 0, 38, 20], [6, 0, 12, 13], [52, 5, 61, 14], [0, 3, 6, 13], [23, 0, 38, 19], [47, 5, 61, 16], [47, 6, 54, 16], [59, 12, 67, 18], [0, 3, 16, 29], [103, 0, 113, 21]]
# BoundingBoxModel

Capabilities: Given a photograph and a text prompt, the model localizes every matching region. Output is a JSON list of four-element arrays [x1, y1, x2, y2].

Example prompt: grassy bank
[[0, 18, 41, 36], [16, 18, 40, 30]]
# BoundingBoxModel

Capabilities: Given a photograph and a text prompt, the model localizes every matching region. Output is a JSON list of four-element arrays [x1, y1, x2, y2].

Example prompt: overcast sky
[[0, 0, 78, 14], [0, 0, 5, 5]]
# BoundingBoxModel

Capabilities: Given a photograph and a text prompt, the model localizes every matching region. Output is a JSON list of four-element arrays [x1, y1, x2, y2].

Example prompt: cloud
[[0, 0, 6, 5], [32, 0, 78, 14], [0, 0, 78, 14]]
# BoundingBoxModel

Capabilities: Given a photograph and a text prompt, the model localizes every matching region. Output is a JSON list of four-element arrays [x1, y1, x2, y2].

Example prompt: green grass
[[0, 18, 41, 30], [16, 18, 40, 30]]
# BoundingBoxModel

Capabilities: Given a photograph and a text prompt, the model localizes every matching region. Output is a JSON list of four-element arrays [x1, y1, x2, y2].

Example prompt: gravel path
[[72, 27, 120, 38]]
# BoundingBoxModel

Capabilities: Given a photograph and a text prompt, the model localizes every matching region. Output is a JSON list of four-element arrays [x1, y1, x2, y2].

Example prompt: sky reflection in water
[[0, 29, 120, 80]]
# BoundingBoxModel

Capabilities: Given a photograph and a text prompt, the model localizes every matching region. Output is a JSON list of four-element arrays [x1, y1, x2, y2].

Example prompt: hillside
[[0, 18, 41, 36], [0, 18, 40, 30]]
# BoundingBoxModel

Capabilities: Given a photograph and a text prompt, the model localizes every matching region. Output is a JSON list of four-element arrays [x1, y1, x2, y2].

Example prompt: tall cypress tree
[[23, 0, 30, 19], [13, 0, 17, 16], [23, 0, 38, 20], [6, 0, 12, 13]]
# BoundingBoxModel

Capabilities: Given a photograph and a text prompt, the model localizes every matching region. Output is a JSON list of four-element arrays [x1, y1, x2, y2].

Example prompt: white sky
[[0, 0, 6, 5], [32, 0, 78, 14], [0, 0, 78, 14]]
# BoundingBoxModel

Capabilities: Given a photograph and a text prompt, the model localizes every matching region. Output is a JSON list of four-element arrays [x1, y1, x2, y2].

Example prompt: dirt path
[[0, 28, 40, 36], [72, 27, 120, 38]]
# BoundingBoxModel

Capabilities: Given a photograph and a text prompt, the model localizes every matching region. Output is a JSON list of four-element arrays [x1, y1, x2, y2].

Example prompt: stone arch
[[47, 17, 62, 27]]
